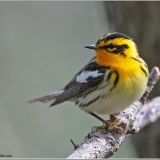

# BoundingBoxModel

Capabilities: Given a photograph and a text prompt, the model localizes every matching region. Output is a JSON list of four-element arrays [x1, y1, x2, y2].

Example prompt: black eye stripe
[[105, 44, 115, 49], [100, 44, 129, 57], [102, 44, 129, 53]]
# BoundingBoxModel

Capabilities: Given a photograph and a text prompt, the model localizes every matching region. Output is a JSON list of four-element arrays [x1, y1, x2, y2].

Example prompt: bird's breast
[[78, 65, 148, 114]]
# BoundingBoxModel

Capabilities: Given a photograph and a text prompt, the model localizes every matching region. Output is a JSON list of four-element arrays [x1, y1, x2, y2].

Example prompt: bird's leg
[[89, 112, 106, 123], [89, 112, 127, 133], [89, 112, 118, 124], [110, 114, 118, 122], [105, 114, 125, 133]]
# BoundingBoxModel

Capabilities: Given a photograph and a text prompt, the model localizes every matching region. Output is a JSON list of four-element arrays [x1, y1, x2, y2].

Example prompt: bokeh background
[[0, 1, 159, 158]]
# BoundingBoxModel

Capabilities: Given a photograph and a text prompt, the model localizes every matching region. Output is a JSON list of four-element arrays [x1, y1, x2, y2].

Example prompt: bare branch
[[67, 67, 160, 159], [133, 97, 160, 131]]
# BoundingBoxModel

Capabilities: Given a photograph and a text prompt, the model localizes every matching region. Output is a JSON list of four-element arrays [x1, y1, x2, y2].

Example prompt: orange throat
[[96, 51, 124, 68], [95, 51, 141, 79]]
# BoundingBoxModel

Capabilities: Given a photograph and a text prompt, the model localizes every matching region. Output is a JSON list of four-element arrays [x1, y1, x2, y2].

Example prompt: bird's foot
[[89, 112, 128, 133], [96, 115, 128, 134]]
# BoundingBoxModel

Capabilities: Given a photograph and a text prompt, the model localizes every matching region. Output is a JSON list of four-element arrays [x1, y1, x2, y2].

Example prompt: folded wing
[[29, 57, 108, 106]]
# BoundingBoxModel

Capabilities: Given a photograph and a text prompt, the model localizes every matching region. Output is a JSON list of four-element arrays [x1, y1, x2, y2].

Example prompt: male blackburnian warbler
[[29, 32, 149, 125]]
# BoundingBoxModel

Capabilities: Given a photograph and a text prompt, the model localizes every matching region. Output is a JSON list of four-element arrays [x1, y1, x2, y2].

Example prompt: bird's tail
[[28, 90, 64, 104]]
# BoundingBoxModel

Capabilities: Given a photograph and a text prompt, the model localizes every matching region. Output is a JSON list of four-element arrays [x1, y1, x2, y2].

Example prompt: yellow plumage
[[83, 33, 149, 114], [30, 32, 149, 118]]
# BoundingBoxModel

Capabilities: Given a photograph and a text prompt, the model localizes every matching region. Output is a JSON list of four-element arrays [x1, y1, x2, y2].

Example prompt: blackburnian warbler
[[29, 32, 149, 124]]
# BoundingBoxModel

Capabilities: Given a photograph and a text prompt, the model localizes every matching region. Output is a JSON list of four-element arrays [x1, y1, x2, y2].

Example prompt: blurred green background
[[0, 1, 153, 158]]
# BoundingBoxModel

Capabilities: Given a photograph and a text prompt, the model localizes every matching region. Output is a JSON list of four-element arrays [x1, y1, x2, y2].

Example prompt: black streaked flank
[[131, 57, 148, 69], [82, 87, 97, 98], [110, 70, 119, 91], [80, 96, 100, 108], [131, 57, 142, 63], [106, 71, 113, 81], [140, 66, 148, 77]]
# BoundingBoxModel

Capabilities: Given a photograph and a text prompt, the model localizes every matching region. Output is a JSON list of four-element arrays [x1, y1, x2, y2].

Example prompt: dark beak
[[84, 44, 99, 50]]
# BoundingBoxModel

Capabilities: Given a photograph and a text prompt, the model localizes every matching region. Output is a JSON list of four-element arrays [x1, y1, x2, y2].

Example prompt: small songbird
[[29, 32, 149, 124]]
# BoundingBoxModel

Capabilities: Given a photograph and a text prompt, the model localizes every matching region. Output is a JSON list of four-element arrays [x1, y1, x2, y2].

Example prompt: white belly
[[78, 74, 148, 114]]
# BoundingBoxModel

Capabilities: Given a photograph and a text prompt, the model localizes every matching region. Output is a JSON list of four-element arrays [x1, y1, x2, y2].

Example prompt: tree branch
[[67, 67, 160, 159], [133, 97, 160, 131]]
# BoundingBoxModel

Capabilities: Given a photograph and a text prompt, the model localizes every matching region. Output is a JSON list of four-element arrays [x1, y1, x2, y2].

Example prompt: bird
[[29, 32, 149, 126]]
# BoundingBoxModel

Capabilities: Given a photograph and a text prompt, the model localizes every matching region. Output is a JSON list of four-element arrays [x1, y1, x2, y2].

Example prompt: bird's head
[[85, 32, 139, 66]]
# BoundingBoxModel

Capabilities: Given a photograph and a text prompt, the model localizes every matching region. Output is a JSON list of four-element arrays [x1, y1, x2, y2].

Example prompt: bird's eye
[[102, 44, 129, 54], [106, 44, 115, 49], [103, 44, 116, 52]]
